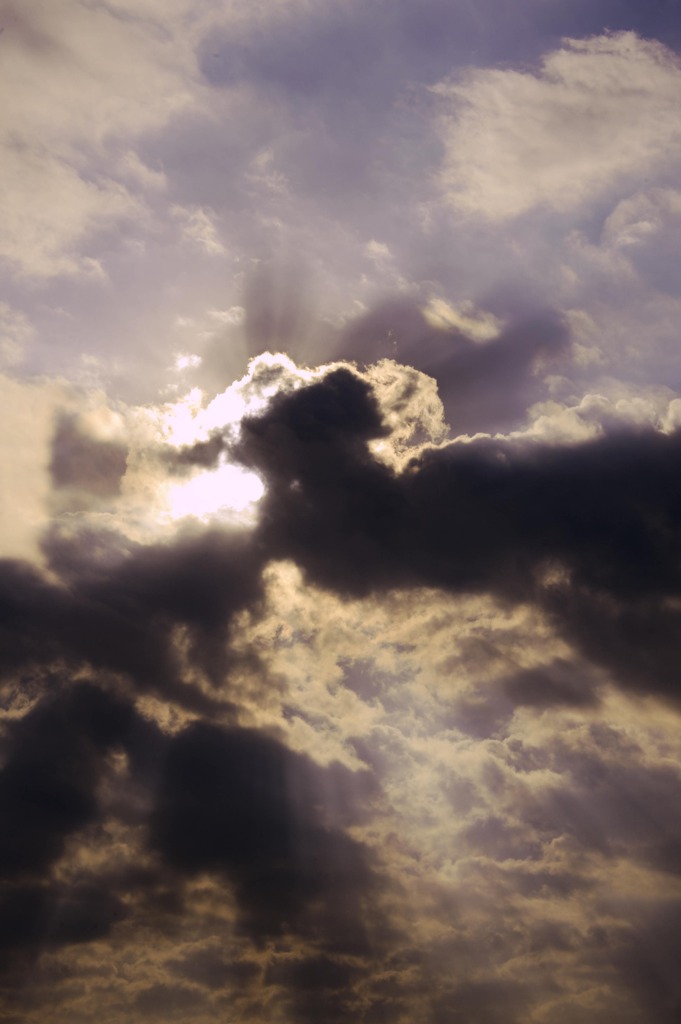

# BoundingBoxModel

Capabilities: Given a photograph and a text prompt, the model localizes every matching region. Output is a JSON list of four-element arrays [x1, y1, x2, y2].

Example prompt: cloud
[[434, 32, 681, 220], [0, 374, 64, 562], [422, 298, 503, 342], [337, 300, 569, 435], [601, 187, 681, 294], [150, 721, 378, 943], [172, 206, 227, 255], [0, 0, 202, 277], [1, 149, 139, 278], [4, 2, 681, 1018], [49, 412, 128, 500], [1, 359, 681, 1021], [0, 882, 127, 955], [0, 552, 381, 1012], [0, 303, 32, 368], [502, 658, 601, 710], [234, 366, 681, 706], [0, 526, 263, 712], [0, 682, 133, 880]]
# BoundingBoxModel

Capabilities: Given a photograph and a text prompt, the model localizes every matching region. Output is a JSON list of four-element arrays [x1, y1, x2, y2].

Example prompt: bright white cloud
[[434, 32, 681, 220]]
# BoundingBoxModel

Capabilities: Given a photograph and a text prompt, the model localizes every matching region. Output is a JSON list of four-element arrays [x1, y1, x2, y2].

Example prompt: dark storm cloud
[[0, 382, 396, 985], [235, 366, 681, 703], [0, 553, 190, 707], [0, 682, 136, 982], [0, 682, 132, 879], [0, 526, 268, 973], [0, 681, 379, 988], [151, 720, 378, 946], [0, 882, 126, 956], [0, 522, 265, 705], [233, 368, 404, 594], [0, 500, 382, 991]]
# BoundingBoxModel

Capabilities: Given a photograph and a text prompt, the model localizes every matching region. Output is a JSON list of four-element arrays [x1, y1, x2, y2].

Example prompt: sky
[[2, 1, 681, 1022]]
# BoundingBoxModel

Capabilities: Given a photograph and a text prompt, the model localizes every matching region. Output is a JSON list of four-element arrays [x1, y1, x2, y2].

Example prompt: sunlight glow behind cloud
[[167, 461, 265, 522], [4, 5, 681, 1022]]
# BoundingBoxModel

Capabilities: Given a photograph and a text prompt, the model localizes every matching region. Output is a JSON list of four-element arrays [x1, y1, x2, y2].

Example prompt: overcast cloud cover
[[2, 1, 681, 1021]]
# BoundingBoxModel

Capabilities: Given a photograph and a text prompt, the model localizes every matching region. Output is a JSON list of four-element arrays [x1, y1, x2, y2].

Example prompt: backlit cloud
[[2, 5, 681, 1023], [2, 359, 681, 1022]]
